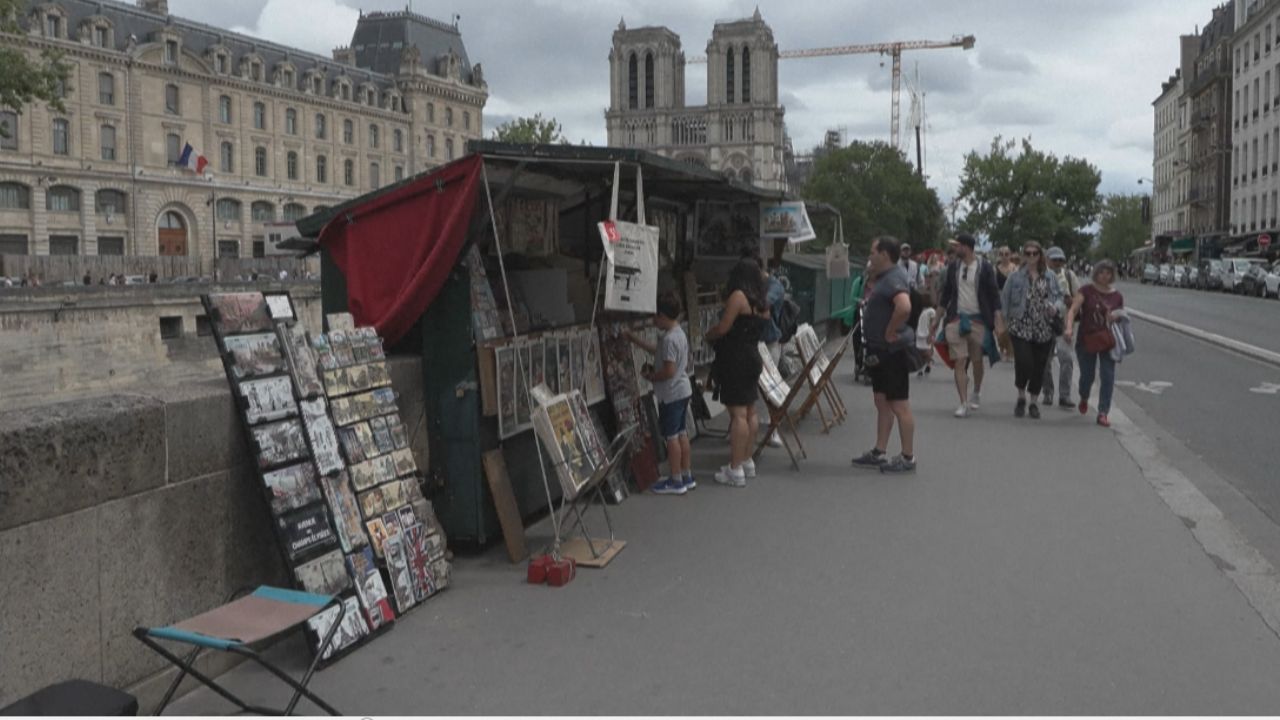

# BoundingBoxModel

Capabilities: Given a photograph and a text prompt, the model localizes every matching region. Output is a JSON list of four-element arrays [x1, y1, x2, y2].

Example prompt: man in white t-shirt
[[900, 243, 921, 289], [939, 234, 1005, 418]]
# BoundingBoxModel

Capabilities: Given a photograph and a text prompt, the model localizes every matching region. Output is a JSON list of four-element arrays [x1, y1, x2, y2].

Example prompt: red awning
[[318, 155, 484, 345]]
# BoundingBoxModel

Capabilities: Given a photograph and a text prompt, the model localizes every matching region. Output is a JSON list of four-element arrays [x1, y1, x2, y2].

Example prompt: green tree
[[1094, 193, 1150, 261], [490, 113, 568, 144], [801, 140, 945, 255], [0, 0, 72, 132], [956, 136, 1102, 258]]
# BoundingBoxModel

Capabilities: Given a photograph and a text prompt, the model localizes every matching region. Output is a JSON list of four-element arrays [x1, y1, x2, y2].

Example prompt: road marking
[[1251, 383, 1280, 395], [1128, 308, 1280, 369], [1110, 407, 1280, 642], [1115, 380, 1173, 395]]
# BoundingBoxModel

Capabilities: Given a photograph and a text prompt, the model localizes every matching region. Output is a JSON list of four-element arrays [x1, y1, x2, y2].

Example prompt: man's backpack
[[774, 296, 801, 344]]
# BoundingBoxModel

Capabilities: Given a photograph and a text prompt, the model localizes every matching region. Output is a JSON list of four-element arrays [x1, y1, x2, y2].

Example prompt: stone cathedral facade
[[605, 10, 788, 191]]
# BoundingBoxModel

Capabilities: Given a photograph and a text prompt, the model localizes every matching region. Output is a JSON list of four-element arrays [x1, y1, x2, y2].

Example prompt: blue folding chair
[[133, 586, 343, 716]]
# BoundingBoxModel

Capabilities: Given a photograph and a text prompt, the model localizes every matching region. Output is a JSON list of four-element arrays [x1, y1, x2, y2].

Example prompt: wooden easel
[[754, 344, 823, 471], [794, 327, 851, 432]]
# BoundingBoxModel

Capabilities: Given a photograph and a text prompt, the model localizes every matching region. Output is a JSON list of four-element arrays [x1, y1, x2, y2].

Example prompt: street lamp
[[1137, 177, 1154, 186]]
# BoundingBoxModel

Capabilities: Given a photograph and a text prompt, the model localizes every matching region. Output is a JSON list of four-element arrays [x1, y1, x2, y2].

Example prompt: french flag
[[177, 143, 209, 175]]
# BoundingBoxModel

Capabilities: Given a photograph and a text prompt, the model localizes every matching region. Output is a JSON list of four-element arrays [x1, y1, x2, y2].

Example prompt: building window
[[446, 107, 453, 127], [96, 189, 125, 215], [250, 62, 261, 82], [0, 112, 17, 150], [0, 234, 28, 254], [343, 119, 353, 144], [343, 159, 354, 186], [628, 52, 638, 109], [340, 84, 350, 101], [219, 95, 232, 124], [165, 39, 178, 64], [283, 69, 294, 87], [216, 198, 241, 221], [393, 129, 403, 152], [0, 182, 31, 209], [312, 76, 322, 94], [46, 186, 80, 212], [427, 103, 435, 123], [220, 141, 233, 172], [52, 118, 69, 155], [394, 165, 404, 181], [100, 125, 116, 161], [369, 162, 380, 189], [391, 96, 401, 112], [316, 155, 327, 183], [369, 124, 379, 148], [49, 235, 79, 255], [98, 236, 124, 255], [283, 202, 306, 222], [251, 201, 274, 222], [427, 134, 436, 158], [285, 108, 297, 134], [645, 52, 655, 108], [217, 240, 240, 258], [252, 237, 265, 257], [98, 72, 114, 105], [367, 89, 375, 105], [165, 133, 181, 165], [253, 102, 266, 129], [216, 54, 228, 74], [165, 84, 179, 114], [726, 47, 735, 103], [254, 146, 267, 176], [45, 13, 60, 38], [742, 46, 751, 103], [287, 151, 298, 180], [446, 138, 454, 160], [315, 113, 326, 139], [464, 111, 471, 130], [94, 25, 108, 48]]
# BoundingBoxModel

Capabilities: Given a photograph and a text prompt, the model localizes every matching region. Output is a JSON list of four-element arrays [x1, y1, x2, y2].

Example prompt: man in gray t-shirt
[[625, 292, 696, 495]]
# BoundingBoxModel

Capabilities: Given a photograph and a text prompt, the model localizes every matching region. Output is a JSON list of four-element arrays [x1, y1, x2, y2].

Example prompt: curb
[[1127, 308, 1280, 369]]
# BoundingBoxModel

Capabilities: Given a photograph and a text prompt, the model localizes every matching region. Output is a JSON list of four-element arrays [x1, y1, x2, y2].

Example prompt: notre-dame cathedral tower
[[605, 9, 787, 191]]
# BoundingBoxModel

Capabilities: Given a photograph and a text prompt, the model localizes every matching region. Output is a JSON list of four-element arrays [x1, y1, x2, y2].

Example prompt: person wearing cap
[[899, 243, 922, 290], [938, 233, 1004, 418], [1041, 246, 1080, 408]]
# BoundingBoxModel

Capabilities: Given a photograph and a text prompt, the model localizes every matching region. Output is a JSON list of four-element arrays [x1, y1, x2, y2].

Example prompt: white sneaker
[[714, 466, 747, 488], [954, 404, 970, 418], [969, 391, 982, 410], [766, 432, 783, 448], [742, 459, 757, 478]]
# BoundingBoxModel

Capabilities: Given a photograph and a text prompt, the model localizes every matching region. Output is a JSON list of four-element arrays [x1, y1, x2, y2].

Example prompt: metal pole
[[890, 47, 902, 149]]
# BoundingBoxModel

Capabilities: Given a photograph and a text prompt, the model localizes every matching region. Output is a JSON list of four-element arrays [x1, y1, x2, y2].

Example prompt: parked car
[[1225, 258, 1266, 293], [1241, 263, 1270, 297], [1158, 264, 1174, 285], [1142, 263, 1159, 284], [1186, 265, 1200, 288], [1171, 265, 1188, 287], [1200, 259, 1226, 290], [1264, 262, 1280, 299]]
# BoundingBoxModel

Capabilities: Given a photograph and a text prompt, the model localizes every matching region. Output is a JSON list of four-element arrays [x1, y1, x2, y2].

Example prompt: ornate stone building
[[605, 9, 788, 191], [0, 0, 487, 260]]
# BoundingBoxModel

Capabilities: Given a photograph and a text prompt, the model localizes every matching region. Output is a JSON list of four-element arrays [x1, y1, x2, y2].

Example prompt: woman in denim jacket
[[999, 241, 1064, 419]]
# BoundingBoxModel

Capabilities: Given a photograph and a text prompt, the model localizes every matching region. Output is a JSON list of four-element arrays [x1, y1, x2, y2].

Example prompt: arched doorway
[[157, 210, 187, 256]]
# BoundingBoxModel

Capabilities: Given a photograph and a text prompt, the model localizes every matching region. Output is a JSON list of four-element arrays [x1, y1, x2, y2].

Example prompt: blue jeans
[[1076, 347, 1116, 414]]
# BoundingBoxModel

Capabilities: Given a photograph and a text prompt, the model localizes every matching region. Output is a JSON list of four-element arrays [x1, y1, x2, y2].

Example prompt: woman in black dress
[[707, 258, 771, 488]]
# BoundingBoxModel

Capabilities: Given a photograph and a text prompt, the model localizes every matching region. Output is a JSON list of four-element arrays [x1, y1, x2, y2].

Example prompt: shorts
[[658, 396, 691, 439], [867, 350, 911, 402], [945, 318, 986, 361]]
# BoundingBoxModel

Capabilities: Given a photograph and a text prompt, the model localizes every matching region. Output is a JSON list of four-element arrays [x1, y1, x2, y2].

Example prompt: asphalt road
[[1120, 279, 1280, 354]]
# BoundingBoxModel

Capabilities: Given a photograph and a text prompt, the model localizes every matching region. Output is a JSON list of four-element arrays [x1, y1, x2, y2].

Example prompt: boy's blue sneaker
[[651, 478, 688, 495], [682, 473, 697, 491]]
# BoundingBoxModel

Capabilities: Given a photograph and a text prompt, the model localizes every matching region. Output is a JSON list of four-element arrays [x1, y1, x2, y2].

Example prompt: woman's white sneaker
[[714, 465, 747, 488]]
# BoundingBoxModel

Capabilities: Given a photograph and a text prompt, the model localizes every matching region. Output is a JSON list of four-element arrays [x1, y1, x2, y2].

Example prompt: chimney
[[139, 0, 169, 15]]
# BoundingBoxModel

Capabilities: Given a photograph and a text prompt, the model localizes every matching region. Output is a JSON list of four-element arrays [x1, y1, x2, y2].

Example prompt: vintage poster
[[338, 426, 366, 464], [300, 398, 345, 476], [584, 332, 606, 404], [222, 332, 286, 379], [397, 504, 417, 530], [357, 486, 385, 519], [598, 220, 659, 314], [383, 534, 417, 614], [760, 201, 817, 243], [311, 334, 338, 371], [506, 197, 559, 256], [365, 517, 389, 558], [367, 360, 391, 388], [556, 334, 573, 397], [323, 368, 350, 397], [239, 375, 298, 425], [391, 448, 417, 478], [380, 477, 410, 510], [263, 292, 296, 323], [514, 343, 533, 430], [495, 344, 519, 439], [306, 595, 369, 661], [320, 472, 368, 553], [387, 415, 409, 450], [372, 388, 398, 414], [346, 547, 395, 629], [466, 245, 504, 342], [276, 504, 337, 562], [569, 390, 607, 469], [206, 292, 274, 335], [544, 335, 560, 394], [263, 462, 322, 516], [253, 418, 309, 469], [329, 331, 356, 367], [405, 524, 438, 602], [294, 549, 351, 597], [369, 416, 395, 455], [279, 326, 324, 399], [532, 393, 595, 499]]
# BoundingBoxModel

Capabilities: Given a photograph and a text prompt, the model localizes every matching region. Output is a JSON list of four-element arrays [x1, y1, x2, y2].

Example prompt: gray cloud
[[978, 47, 1036, 74]]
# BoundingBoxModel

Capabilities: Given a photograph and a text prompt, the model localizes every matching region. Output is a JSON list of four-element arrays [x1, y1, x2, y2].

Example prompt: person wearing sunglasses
[[939, 233, 1005, 418], [999, 241, 1065, 419], [996, 245, 1016, 291]]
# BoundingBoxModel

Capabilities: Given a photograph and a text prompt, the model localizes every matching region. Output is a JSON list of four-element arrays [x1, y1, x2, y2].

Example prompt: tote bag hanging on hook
[[598, 220, 659, 314]]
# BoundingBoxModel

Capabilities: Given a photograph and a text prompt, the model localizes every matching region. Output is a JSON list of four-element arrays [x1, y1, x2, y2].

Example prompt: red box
[[527, 554, 553, 584], [546, 557, 576, 587]]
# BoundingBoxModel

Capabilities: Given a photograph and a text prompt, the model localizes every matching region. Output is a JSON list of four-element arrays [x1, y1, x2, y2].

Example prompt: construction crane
[[688, 34, 976, 150]]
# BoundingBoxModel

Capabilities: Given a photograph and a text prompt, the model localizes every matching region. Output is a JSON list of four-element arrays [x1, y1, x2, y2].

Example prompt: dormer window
[[283, 69, 294, 87], [367, 89, 375, 105], [94, 25, 108, 48], [312, 76, 322, 94], [251, 61, 261, 81], [340, 83, 350, 101], [45, 14, 61, 39], [165, 39, 178, 64], [216, 54, 228, 74]]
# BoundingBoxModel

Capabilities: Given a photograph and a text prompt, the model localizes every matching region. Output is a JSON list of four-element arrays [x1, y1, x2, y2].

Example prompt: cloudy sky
[[170, 0, 1212, 204]]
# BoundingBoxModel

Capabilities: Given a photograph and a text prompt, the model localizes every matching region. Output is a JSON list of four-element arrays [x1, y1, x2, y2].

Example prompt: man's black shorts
[[867, 349, 911, 402]]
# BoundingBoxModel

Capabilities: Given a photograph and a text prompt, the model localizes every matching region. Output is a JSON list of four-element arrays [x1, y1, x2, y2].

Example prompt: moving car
[[1199, 259, 1226, 290], [1142, 263, 1159, 283], [1224, 258, 1266, 293], [1158, 264, 1174, 285]]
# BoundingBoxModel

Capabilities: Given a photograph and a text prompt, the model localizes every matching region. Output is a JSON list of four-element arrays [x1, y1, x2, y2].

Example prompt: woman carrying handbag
[[1064, 260, 1124, 428]]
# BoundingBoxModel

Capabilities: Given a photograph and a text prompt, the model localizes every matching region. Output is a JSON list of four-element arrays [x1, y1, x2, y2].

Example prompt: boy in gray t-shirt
[[625, 292, 695, 495]]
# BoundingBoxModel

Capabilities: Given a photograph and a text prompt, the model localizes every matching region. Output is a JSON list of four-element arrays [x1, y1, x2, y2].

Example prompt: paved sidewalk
[[171, 361, 1280, 714]]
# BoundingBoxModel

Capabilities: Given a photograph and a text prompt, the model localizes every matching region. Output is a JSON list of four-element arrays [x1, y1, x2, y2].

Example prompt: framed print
[[205, 292, 274, 335], [367, 360, 391, 388], [294, 549, 351, 597], [264, 292, 297, 323], [306, 595, 369, 661], [239, 375, 298, 425], [311, 334, 339, 371], [300, 398, 345, 476], [380, 477, 409, 510], [383, 534, 417, 614], [405, 524, 438, 601], [222, 333, 286, 380], [321, 472, 368, 553], [357, 486, 385, 519], [348, 364, 371, 393], [496, 344, 518, 439], [365, 517, 389, 558], [369, 416, 395, 455], [280, 325, 324, 399], [276, 504, 337, 562], [339, 426, 366, 464], [345, 547, 395, 628], [391, 448, 416, 478], [350, 460, 380, 492], [252, 418, 309, 469], [387, 416, 409, 450], [262, 462, 322, 516]]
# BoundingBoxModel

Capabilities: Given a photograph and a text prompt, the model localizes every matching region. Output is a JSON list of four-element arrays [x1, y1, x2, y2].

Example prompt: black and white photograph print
[[239, 375, 299, 425], [324, 367, 351, 397], [387, 415, 409, 450], [253, 418, 310, 469], [354, 422, 380, 459], [380, 478, 409, 510], [383, 534, 417, 614], [294, 549, 352, 597], [311, 334, 338, 371], [496, 344, 518, 439], [372, 388, 398, 414], [280, 326, 324, 399], [338, 426, 366, 464], [391, 447, 417, 477], [300, 398, 345, 476], [348, 363, 371, 393], [367, 360, 391, 387], [321, 472, 368, 554], [373, 454, 400, 484], [262, 462, 322, 516], [222, 332, 286, 379], [370, 416, 395, 455], [397, 504, 417, 530], [350, 460, 380, 493], [307, 595, 369, 661], [205, 292, 274, 336], [264, 292, 297, 323]]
